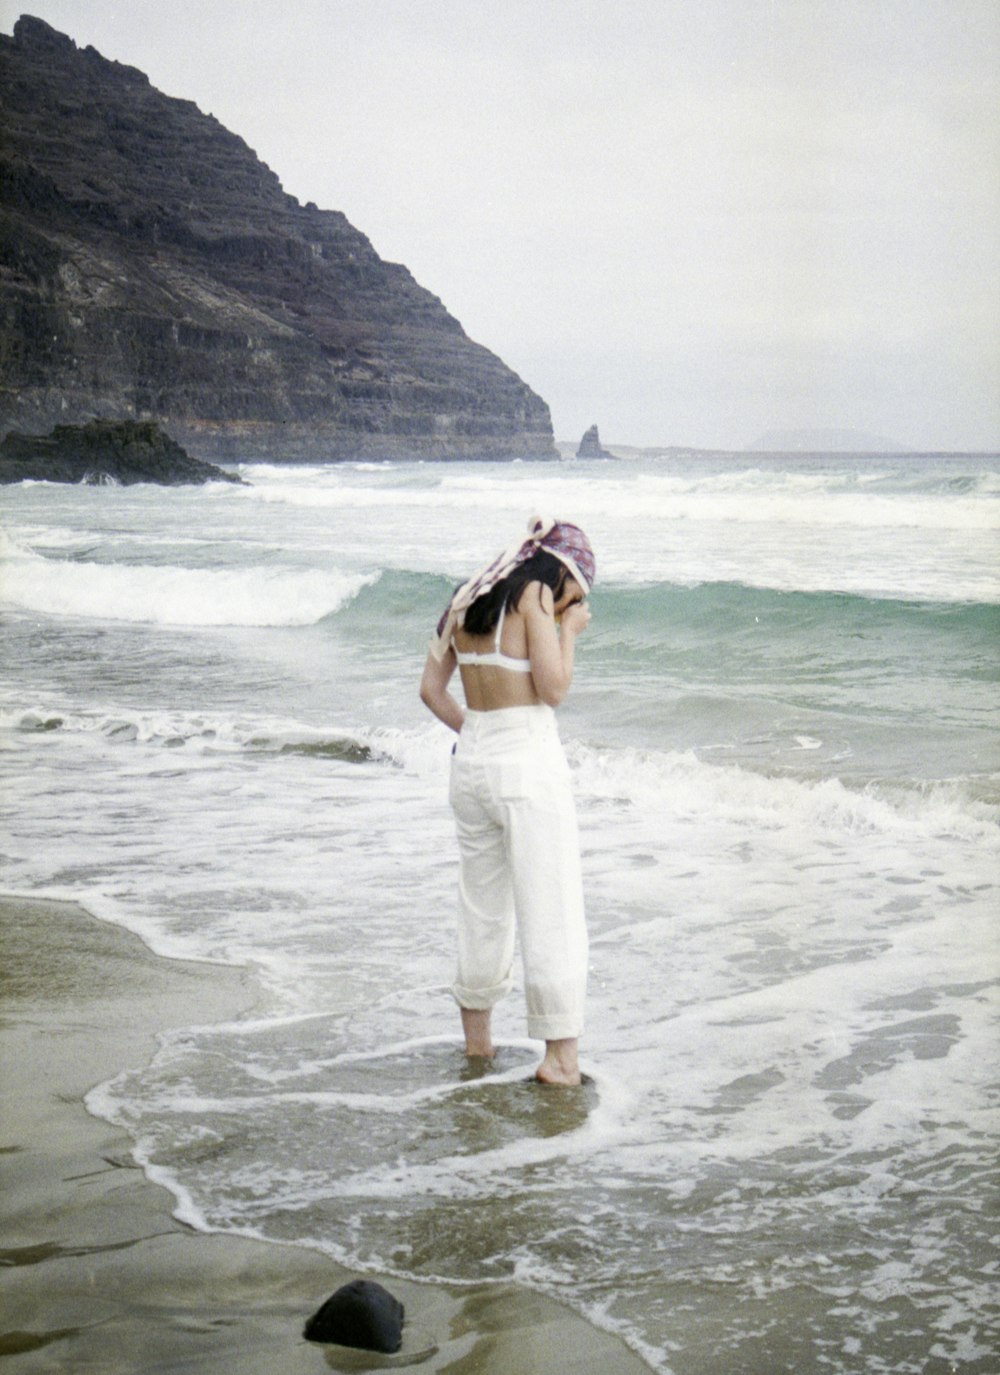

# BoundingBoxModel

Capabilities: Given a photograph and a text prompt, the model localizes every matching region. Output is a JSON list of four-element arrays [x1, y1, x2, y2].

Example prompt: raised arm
[[523, 582, 591, 707], [419, 645, 465, 733]]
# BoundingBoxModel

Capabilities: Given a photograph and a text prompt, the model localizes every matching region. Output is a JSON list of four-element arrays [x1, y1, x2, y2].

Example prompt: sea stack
[[0, 16, 557, 462], [576, 424, 615, 459]]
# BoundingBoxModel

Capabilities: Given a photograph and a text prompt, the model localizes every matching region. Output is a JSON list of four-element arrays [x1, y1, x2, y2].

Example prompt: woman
[[420, 515, 595, 1086]]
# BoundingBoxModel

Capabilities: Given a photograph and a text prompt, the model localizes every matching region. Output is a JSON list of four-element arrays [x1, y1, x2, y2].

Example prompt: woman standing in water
[[420, 516, 595, 1086]]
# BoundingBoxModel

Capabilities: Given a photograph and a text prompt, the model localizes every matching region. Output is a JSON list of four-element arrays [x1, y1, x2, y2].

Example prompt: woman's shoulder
[[517, 580, 555, 616]]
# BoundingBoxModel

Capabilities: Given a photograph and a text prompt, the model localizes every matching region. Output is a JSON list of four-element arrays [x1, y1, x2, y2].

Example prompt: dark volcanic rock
[[304, 1280, 404, 1352], [576, 424, 615, 459], [0, 419, 243, 484], [0, 16, 556, 461]]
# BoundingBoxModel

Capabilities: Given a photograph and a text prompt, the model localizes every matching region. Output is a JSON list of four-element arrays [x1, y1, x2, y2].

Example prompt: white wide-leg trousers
[[449, 705, 588, 1041]]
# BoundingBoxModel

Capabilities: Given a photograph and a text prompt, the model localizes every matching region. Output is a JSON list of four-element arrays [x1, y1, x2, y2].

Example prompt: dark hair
[[463, 550, 569, 637]]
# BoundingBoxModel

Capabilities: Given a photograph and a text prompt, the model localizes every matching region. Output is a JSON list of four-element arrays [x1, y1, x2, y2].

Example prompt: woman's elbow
[[535, 677, 570, 708]]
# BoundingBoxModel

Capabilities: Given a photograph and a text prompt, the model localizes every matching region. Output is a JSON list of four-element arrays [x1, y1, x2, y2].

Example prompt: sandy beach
[[0, 895, 652, 1374]]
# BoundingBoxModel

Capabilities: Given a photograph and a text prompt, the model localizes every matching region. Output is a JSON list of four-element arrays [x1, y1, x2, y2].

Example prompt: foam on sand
[[0, 895, 654, 1374]]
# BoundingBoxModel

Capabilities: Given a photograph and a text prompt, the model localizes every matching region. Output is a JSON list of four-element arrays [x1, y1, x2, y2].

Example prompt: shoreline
[[0, 894, 653, 1373]]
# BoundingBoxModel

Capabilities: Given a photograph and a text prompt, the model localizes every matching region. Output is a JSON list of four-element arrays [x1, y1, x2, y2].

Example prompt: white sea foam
[[0, 538, 372, 626], [225, 461, 1000, 601], [569, 740, 999, 844], [236, 462, 1000, 531], [5, 452, 998, 1372], [8, 455, 997, 602]]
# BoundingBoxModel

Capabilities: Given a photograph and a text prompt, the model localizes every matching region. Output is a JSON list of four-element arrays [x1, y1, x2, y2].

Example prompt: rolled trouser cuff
[[526, 1012, 584, 1041], [451, 975, 513, 1010]]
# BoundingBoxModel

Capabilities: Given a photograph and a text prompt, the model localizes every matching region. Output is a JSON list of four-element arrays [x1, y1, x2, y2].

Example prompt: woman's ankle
[[536, 1037, 580, 1085], [461, 1007, 494, 1057]]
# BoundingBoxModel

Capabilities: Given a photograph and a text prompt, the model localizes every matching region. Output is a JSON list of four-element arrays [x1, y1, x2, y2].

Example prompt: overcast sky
[[3, 0, 998, 449]]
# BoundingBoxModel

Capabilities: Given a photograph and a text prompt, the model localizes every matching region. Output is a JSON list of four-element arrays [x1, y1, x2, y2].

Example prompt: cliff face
[[0, 16, 556, 461]]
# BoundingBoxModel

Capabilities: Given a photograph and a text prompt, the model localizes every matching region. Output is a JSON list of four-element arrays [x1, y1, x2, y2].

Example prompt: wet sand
[[0, 895, 652, 1373]]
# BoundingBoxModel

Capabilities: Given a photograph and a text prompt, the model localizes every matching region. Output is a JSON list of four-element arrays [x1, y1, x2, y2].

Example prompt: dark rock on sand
[[576, 424, 616, 459], [0, 16, 556, 462], [304, 1279, 405, 1352], [0, 419, 243, 485]]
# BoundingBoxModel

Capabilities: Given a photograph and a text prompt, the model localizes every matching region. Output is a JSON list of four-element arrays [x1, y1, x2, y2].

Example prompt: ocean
[[2, 451, 998, 1373]]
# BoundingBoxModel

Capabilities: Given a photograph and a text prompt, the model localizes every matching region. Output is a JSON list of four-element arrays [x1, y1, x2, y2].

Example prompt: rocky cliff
[[0, 16, 556, 461]]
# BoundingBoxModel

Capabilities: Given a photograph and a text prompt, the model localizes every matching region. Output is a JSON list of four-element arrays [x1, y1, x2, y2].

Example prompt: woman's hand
[[525, 582, 589, 707], [559, 600, 591, 636]]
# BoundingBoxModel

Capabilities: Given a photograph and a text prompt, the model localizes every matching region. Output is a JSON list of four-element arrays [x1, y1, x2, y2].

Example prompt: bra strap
[[494, 599, 507, 652]]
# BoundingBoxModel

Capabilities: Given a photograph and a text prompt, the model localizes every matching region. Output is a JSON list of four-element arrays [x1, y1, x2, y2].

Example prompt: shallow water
[[2, 452, 998, 1372]]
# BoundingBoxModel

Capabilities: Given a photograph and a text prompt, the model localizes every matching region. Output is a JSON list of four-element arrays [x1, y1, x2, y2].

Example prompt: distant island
[[747, 428, 907, 453], [0, 16, 556, 463], [556, 432, 943, 460]]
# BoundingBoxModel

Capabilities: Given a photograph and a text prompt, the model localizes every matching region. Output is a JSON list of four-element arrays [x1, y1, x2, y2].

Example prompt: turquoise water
[[2, 452, 998, 1372]]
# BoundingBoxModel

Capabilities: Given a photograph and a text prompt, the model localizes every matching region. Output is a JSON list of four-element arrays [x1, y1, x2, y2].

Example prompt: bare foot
[[535, 1037, 581, 1086], [461, 1007, 494, 1059]]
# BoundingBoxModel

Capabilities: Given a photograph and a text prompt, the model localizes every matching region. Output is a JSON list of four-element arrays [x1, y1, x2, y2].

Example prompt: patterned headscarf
[[430, 514, 595, 660]]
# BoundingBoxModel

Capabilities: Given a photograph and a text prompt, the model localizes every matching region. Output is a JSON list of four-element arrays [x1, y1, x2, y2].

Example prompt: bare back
[[453, 596, 543, 711], [420, 577, 589, 729]]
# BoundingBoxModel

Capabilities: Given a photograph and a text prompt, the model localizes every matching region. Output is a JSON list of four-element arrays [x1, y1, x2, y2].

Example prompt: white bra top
[[453, 601, 531, 673]]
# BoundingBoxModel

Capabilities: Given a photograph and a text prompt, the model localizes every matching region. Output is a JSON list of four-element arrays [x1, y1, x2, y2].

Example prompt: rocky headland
[[0, 419, 243, 484], [0, 16, 556, 462]]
